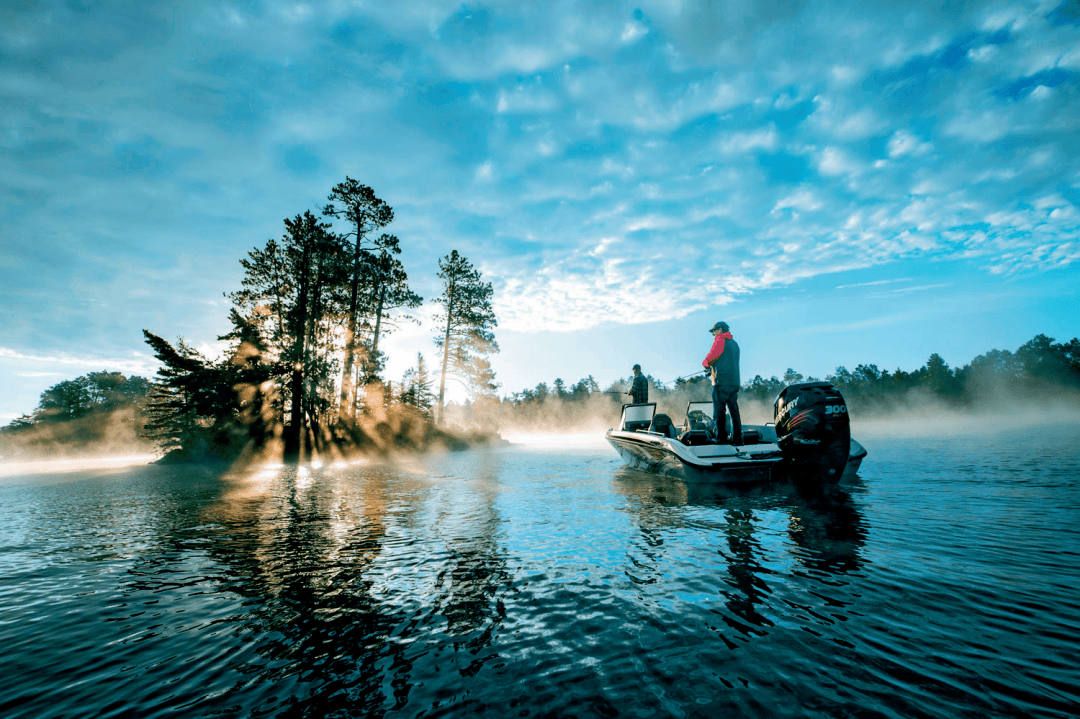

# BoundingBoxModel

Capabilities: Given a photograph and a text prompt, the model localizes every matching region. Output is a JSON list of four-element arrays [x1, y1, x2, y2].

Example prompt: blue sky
[[2, 0, 1079, 421]]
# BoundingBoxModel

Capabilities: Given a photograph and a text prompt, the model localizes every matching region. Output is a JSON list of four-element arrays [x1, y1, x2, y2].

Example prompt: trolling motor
[[774, 381, 851, 482]]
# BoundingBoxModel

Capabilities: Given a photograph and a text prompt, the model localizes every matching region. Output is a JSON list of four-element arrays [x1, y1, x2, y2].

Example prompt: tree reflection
[[167, 457, 517, 715], [192, 467, 415, 717], [430, 457, 513, 678]]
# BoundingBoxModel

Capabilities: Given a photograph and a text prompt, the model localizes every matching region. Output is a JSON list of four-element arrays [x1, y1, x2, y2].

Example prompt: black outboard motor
[[774, 381, 851, 483]]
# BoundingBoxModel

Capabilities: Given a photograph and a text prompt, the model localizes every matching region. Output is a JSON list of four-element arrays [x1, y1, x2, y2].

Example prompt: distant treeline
[[4, 329, 1077, 457], [0, 372, 154, 459], [3, 372, 151, 431], [493, 333, 1080, 413]]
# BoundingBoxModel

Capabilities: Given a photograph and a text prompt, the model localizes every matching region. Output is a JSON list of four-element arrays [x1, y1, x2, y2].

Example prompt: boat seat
[[649, 413, 675, 438], [740, 428, 761, 445], [679, 428, 711, 446]]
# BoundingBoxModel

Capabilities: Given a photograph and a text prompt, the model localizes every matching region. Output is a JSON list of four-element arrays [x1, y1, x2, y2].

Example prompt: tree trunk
[[436, 281, 454, 424], [370, 281, 386, 376], [337, 239, 364, 424], [288, 244, 311, 458]]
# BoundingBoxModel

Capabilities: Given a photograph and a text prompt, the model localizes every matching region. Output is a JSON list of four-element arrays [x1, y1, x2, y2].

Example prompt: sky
[[1, 0, 1079, 421]]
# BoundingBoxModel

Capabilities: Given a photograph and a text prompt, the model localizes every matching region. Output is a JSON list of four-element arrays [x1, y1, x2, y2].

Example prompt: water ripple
[[1, 431, 1078, 717]]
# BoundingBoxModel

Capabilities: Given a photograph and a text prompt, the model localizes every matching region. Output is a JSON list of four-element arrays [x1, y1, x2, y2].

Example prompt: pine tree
[[229, 211, 347, 455], [141, 331, 230, 454], [401, 353, 435, 420], [360, 244, 422, 386], [322, 178, 395, 422], [433, 250, 499, 423]]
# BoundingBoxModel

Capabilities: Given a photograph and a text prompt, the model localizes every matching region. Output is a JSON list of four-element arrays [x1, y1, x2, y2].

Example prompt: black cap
[[709, 321, 729, 333], [632, 364, 641, 371]]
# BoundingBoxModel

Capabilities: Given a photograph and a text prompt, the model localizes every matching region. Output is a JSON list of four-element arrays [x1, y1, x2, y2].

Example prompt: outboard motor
[[774, 382, 850, 482]]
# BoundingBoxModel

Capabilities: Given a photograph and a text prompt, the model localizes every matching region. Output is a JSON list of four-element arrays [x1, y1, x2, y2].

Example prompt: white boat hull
[[606, 425, 867, 485]]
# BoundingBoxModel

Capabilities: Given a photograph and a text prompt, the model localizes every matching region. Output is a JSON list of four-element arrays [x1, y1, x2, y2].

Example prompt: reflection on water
[[613, 470, 868, 652], [1, 433, 1078, 718]]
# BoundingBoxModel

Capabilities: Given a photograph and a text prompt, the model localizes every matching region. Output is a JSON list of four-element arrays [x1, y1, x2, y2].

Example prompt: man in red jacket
[[703, 321, 742, 445]]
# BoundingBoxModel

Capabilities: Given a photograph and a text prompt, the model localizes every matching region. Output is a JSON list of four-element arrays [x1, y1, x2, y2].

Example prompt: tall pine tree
[[322, 178, 395, 423], [433, 250, 499, 423], [229, 211, 347, 455]]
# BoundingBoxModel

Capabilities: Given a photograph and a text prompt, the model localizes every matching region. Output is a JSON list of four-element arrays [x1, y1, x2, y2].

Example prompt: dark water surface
[[2, 426, 1078, 718]]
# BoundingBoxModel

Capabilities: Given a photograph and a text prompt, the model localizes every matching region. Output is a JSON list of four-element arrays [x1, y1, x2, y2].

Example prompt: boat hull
[[606, 430, 867, 485], [606, 431, 778, 484]]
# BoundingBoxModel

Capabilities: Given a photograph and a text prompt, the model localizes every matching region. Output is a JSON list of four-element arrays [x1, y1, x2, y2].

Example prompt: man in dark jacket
[[702, 321, 742, 445], [628, 364, 649, 404]]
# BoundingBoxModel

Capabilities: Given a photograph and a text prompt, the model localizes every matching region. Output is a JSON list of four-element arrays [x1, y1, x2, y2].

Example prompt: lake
[[1, 423, 1078, 718]]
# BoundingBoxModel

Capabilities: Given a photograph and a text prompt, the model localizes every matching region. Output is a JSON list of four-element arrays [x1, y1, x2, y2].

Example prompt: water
[[1, 426, 1078, 718]]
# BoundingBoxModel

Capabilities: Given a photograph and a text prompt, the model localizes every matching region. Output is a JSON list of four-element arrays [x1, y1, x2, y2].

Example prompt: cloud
[[835, 278, 913, 289], [967, 45, 999, 62], [887, 130, 932, 158], [772, 189, 822, 214], [834, 108, 886, 139], [944, 111, 1013, 143], [621, 21, 648, 44], [886, 283, 953, 295], [808, 95, 886, 140], [496, 82, 560, 113], [818, 147, 860, 176], [493, 247, 723, 332], [1028, 84, 1053, 100], [717, 126, 778, 154], [1, 0, 1078, 406], [0, 348, 157, 375]]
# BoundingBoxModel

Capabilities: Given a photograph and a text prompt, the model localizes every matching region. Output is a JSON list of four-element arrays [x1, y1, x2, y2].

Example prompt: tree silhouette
[[359, 243, 422, 387], [433, 250, 499, 423], [229, 211, 347, 456], [400, 353, 435, 420], [323, 178, 395, 423]]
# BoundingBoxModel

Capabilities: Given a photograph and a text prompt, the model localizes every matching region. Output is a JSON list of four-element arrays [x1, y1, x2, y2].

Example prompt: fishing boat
[[605, 381, 867, 484]]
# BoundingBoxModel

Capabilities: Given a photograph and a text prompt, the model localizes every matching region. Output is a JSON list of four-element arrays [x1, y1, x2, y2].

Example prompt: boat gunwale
[[605, 429, 785, 471]]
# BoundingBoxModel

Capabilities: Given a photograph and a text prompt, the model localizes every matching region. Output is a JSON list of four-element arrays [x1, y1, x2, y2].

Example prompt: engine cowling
[[774, 381, 851, 482]]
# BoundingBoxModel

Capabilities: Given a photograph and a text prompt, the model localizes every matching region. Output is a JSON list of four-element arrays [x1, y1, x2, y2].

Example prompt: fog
[[0, 454, 158, 479], [3, 383, 1077, 472], [0, 407, 156, 464], [447, 384, 1080, 446]]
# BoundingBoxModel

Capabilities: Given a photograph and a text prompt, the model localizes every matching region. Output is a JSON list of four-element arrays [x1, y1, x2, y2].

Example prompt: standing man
[[628, 364, 649, 404], [703, 322, 742, 445]]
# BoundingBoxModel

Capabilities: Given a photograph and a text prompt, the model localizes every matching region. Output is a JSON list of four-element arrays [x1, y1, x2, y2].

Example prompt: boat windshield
[[620, 403, 656, 431], [685, 401, 714, 421]]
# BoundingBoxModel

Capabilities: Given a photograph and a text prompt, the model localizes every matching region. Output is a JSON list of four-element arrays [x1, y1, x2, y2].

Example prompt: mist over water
[[1, 414, 1078, 718], [0, 407, 156, 463]]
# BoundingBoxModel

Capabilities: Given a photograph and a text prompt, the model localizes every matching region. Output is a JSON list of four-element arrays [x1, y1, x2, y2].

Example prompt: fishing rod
[[605, 370, 709, 395], [669, 370, 709, 384]]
